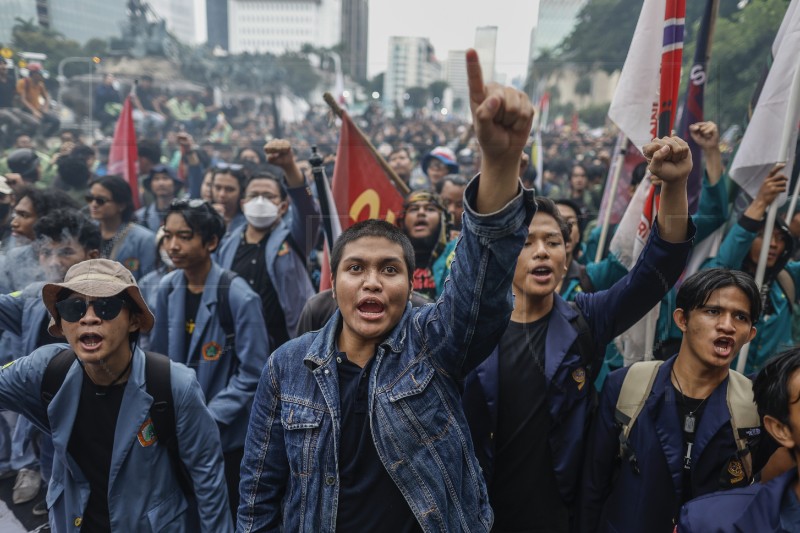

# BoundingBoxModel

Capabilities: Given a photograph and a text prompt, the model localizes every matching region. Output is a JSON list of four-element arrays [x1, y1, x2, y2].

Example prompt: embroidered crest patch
[[572, 367, 586, 390], [137, 418, 157, 447], [727, 459, 744, 484], [123, 258, 140, 272], [202, 341, 223, 361]]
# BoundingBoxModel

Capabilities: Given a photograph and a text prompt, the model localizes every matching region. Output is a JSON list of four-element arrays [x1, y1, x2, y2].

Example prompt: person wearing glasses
[[214, 139, 320, 344], [86, 175, 155, 280], [0, 209, 100, 516], [151, 198, 269, 520], [211, 163, 248, 238], [0, 258, 231, 532]]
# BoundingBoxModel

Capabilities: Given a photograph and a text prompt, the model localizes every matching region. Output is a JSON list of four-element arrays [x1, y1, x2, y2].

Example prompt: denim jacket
[[237, 176, 536, 532]]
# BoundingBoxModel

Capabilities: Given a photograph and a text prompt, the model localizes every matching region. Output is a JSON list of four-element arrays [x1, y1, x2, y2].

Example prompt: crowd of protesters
[[0, 48, 797, 533]]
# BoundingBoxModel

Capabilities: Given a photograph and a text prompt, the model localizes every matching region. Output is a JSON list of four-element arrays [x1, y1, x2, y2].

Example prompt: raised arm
[[644, 135, 692, 243], [467, 49, 533, 214]]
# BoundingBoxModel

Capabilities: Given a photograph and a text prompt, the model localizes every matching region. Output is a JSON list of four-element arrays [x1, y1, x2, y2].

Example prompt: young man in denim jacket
[[237, 50, 535, 532]]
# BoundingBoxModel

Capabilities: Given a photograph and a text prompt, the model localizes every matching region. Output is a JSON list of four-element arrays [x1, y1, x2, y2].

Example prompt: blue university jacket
[[151, 263, 269, 451], [109, 222, 156, 280], [582, 356, 755, 533], [678, 469, 799, 532], [134, 202, 164, 233], [463, 219, 695, 506], [0, 282, 50, 361], [0, 344, 232, 532], [236, 177, 536, 533], [215, 184, 320, 338]]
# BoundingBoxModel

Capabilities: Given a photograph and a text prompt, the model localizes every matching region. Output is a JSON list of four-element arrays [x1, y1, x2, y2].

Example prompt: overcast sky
[[366, 0, 540, 82]]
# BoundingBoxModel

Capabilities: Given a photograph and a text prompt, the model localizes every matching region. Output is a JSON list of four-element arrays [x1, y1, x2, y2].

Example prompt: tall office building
[[228, 0, 342, 55], [445, 49, 468, 115], [149, 0, 204, 45], [207, 0, 229, 50], [473, 26, 497, 83], [3, 0, 128, 44], [383, 36, 441, 111], [340, 0, 368, 81]]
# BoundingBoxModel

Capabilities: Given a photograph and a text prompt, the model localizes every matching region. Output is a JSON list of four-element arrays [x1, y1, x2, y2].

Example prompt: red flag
[[318, 111, 404, 290], [108, 95, 140, 208]]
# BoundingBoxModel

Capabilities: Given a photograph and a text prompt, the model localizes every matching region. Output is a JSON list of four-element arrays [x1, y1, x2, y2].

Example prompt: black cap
[[7, 148, 39, 180]]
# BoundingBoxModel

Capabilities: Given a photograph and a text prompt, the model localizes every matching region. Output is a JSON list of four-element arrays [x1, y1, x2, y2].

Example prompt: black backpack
[[41, 349, 194, 498]]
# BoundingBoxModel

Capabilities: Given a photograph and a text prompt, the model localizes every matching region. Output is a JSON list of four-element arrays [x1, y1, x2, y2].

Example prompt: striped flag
[[677, 0, 717, 214], [608, 0, 686, 363]]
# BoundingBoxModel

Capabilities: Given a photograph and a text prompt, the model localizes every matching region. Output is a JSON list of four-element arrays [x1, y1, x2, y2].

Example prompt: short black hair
[[534, 197, 571, 246], [435, 174, 468, 194], [166, 200, 226, 249], [554, 198, 586, 245], [247, 172, 287, 201], [137, 140, 162, 165], [34, 208, 101, 251], [213, 168, 248, 200], [330, 219, 415, 282], [753, 347, 800, 425], [91, 175, 136, 222], [17, 186, 80, 218], [676, 268, 762, 322], [70, 144, 95, 162]]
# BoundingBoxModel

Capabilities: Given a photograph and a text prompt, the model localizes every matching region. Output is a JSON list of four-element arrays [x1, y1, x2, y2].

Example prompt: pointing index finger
[[466, 49, 486, 106]]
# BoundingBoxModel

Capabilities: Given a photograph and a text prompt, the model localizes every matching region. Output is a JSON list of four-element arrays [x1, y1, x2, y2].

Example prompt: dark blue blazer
[[582, 355, 756, 533], [678, 469, 798, 532], [463, 220, 696, 506]]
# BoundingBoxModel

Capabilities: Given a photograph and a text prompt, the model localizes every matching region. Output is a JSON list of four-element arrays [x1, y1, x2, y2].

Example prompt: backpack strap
[[216, 270, 237, 352], [614, 360, 663, 474], [726, 369, 761, 482], [41, 349, 77, 406], [776, 270, 795, 303], [566, 301, 595, 377]]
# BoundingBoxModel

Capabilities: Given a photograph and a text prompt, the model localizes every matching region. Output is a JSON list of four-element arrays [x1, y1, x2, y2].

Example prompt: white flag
[[729, 0, 800, 201], [608, 0, 666, 151]]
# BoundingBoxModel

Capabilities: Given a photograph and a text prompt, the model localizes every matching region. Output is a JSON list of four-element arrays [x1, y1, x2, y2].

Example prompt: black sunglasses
[[85, 195, 110, 206], [55, 297, 127, 322]]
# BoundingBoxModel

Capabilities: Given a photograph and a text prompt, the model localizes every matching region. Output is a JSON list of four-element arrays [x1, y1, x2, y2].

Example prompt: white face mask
[[243, 196, 279, 229]]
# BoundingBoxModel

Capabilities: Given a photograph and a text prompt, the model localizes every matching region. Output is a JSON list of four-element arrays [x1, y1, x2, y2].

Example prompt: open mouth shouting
[[713, 336, 735, 358], [79, 332, 104, 352], [357, 297, 386, 321], [529, 265, 554, 284]]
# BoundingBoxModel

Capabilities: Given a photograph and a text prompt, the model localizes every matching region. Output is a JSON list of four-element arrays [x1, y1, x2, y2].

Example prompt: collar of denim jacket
[[303, 308, 409, 370]]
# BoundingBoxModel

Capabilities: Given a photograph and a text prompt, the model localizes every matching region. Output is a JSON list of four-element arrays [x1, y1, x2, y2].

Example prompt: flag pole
[[737, 64, 800, 374], [786, 157, 800, 220], [323, 92, 411, 196], [596, 134, 627, 263]]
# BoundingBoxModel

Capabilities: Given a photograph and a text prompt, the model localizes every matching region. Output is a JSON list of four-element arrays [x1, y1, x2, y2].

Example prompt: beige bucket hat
[[42, 259, 155, 336]]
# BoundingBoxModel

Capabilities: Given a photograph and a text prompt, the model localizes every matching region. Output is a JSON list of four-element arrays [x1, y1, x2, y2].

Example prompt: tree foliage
[[557, 0, 792, 128], [428, 80, 448, 101], [405, 86, 429, 109]]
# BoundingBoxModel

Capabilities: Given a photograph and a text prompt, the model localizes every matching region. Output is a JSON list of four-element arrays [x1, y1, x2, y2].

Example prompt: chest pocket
[[387, 360, 451, 444], [281, 400, 325, 474]]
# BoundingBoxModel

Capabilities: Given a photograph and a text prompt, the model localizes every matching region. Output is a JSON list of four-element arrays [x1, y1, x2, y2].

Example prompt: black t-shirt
[[137, 86, 157, 112], [674, 385, 708, 503], [0, 77, 15, 108], [335, 351, 421, 533], [493, 316, 569, 533], [232, 231, 289, 348], [67, 373, 127, 533], [184, 287, 202, 360]]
